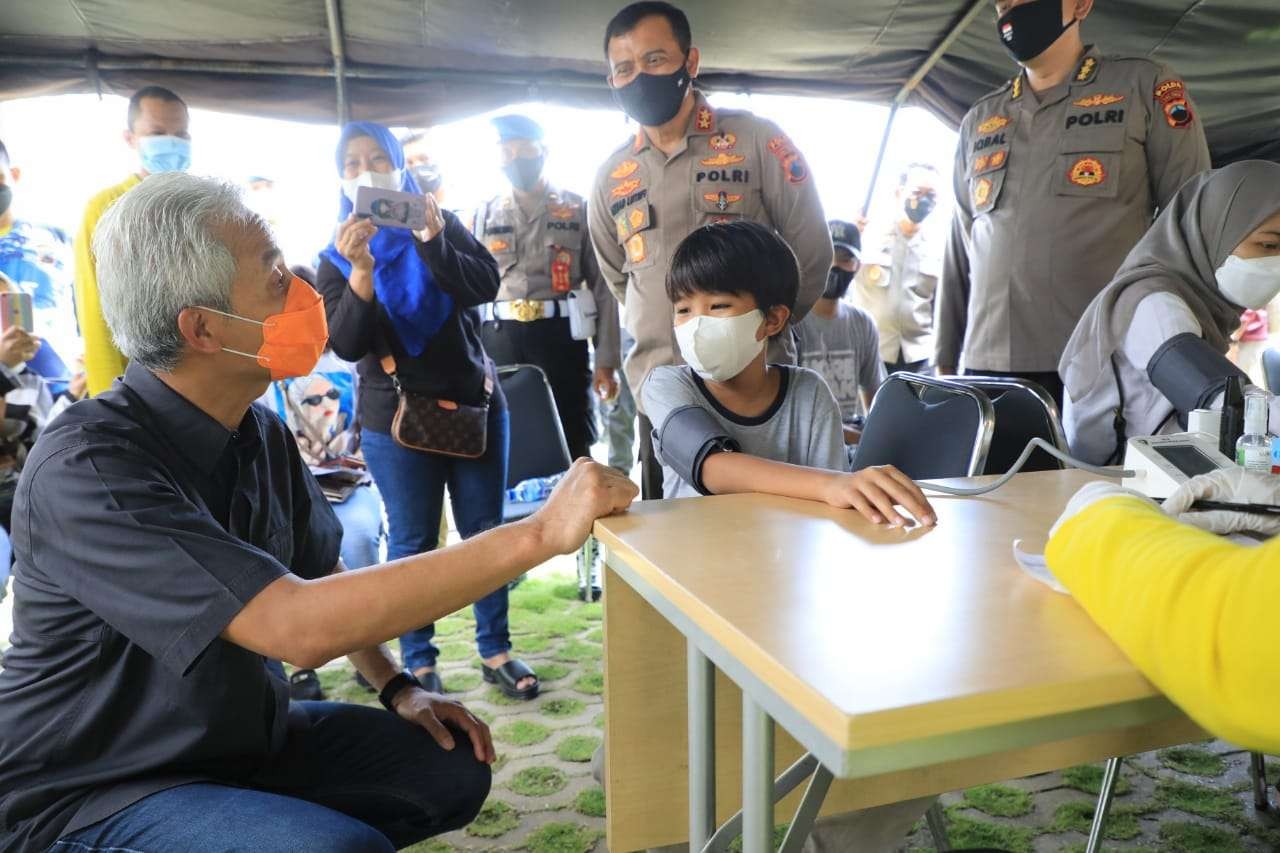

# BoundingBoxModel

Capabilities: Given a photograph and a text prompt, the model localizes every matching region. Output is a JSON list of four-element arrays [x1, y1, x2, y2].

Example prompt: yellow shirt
[[1047, 497, 1280, 753], [74, 174, 141, 396]]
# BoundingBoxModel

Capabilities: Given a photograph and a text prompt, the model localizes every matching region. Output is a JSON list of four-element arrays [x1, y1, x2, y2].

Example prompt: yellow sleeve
[[74, 188, 130, 396], [1047, 497, 1280, 753]]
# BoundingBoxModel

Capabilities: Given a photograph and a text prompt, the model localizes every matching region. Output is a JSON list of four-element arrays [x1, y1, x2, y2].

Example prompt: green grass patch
[[442, 670, 481, 693], [524, 612, 590, 638], [315, 668, 377, 706], [556, 734, 602, 762], [494, 719, 552, 746], [727, 824, 789, 852], [574, 671, 604, 695], [1061, 763, 1132, 796], [1158, 820, 1246, 852], [464, 799, 519, 838], [510, 589, 558, 614], [584, 627, 604, 643], [594, 712, 605, 729], [473, 707, 496, 724], [435, 641, 472, 662], [1159, 746, 1228, 777], [961, 783, 1033, 817], [541, 697, 587, 718], [434, 615, 471, 637], [1047, 801, 1141, 841], [555, 640, 603, 662], [510, 765, 568, 798], [513, 633, 555, 653], [575, 786, 606, 818], [398, 840, 455, 853], [536, 662, 572, 681], [942, 808, 1034, 853], [580, 602, 603, 622], [1155, 778, 1243, 822], [483, 686, 528, 706], [524, 821, 602, 853], [552, 581, 581, 600]]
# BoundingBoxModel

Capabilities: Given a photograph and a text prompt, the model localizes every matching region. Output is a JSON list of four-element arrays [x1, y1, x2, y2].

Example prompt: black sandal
[[482, 659, 540, 700], [414, 670, 445, 694], [288, 668, 325, 701]]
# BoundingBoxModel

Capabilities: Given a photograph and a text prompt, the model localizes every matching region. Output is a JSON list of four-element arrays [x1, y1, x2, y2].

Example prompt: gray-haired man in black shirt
[[0, 173, 637, 853]]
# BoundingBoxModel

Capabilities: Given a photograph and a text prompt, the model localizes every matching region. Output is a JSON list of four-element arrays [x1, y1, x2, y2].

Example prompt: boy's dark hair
[[603, 2, 692, 59], [127, 85, 187, 130], [666, 220, 800, 316]]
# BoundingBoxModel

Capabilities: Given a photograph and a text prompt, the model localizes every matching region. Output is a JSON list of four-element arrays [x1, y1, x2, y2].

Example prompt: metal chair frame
[[861, 372, 996, 477]]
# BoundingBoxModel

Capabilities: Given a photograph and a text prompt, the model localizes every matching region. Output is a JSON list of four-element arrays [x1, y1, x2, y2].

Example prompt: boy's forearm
[[701, 452, 835, 502]]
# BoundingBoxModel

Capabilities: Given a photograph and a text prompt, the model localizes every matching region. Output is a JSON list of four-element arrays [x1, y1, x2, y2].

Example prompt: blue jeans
[[361, 402, 510, 670], [332, 482, 385, 569], [52, 700, 490, 852]]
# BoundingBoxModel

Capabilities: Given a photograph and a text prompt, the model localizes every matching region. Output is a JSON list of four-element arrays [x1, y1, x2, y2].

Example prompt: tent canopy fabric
[[1, 1, 1277, 164]]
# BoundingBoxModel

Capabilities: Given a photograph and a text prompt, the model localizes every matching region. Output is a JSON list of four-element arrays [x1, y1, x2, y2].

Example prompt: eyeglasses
[[301, 389, 341, 406]]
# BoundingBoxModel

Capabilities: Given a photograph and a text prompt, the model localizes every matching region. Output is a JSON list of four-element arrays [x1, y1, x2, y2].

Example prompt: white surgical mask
[[1215, 253, 1280, 310], [674, 310, 766, 382], [340, 169, 403, 205]]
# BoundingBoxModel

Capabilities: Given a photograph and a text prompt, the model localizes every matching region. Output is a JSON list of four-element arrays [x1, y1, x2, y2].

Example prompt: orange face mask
[[203, 275, 329, 380]]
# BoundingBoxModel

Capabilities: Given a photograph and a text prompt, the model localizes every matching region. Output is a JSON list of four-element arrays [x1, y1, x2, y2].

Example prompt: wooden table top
[[594, 469, 1169, 753]]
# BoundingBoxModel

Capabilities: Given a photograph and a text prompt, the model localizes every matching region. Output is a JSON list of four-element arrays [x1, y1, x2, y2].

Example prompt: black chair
[[853, 373, 995, 479], [1262, 348, 1280, 393], [955, 376, 1068, 475], [499, 364, 571, 523]]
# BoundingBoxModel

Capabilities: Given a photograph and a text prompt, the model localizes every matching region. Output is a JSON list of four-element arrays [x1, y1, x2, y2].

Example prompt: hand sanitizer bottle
[[1236, 389, 1270, 473]]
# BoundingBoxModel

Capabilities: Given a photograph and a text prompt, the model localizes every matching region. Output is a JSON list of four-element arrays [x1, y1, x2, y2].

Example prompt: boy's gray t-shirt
[[641, 364, 847, 499], [795, 302, 887, 421]]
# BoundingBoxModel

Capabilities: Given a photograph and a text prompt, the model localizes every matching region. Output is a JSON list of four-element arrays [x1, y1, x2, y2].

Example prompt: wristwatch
[[378, 670, 421, 713]]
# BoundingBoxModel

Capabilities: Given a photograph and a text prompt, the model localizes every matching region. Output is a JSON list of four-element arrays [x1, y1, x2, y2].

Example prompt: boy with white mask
[[1060, 160, 1280, 465], [641, 221, 935, 529]]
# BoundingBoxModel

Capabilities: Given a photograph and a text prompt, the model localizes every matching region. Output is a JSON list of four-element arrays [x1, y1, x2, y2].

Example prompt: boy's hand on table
[[822, 466, 937, 528], [529, 459, 639, 554]]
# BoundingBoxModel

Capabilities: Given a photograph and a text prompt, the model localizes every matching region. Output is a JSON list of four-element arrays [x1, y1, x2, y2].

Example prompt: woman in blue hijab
[[317, 122, 540, 701]]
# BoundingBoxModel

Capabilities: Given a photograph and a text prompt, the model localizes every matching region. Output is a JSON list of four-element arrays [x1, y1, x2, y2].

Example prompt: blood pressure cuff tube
[[1147, 332, 1248, 423], [653, 405, 741, 496]]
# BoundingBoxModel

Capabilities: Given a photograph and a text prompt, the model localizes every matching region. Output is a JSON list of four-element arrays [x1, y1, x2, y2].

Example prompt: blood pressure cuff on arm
[[653, 405, 740, 496], [1147, 332, 1248, 421]]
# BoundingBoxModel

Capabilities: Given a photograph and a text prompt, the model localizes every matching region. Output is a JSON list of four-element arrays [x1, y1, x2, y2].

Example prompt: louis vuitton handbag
[[380, 354, 493, 459]]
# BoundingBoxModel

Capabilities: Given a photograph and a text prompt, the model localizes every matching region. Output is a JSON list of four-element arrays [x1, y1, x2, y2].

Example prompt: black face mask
[[503, 156, 544, 192], [997, 0, 1077, 64], [904, 192, 937, 224], [0, 185, 11, 217], [611, 64, 691, 127], [411, 164, 443, 194], [823, 267, 855, 300]]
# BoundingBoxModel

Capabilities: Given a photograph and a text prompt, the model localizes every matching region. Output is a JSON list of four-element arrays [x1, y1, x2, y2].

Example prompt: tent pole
[[861, 0, 987, 215], [323, 0, 349, 124]]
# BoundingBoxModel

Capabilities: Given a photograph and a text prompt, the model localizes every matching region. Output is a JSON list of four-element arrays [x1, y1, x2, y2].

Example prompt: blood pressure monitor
[[1122, 432, 1235, 499]]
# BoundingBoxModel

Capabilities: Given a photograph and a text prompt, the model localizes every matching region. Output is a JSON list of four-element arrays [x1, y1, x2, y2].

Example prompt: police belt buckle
[[509, 299, 546, 322]]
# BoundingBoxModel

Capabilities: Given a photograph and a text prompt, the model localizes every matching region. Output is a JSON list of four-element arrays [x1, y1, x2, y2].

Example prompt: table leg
[[689, 644, 716, 852], [743, 696, 775, 853], [777, 762, 833, 853]]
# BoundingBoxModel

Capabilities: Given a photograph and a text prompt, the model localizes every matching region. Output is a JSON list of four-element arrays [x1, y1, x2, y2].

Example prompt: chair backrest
[[498, 364, 572, 489], [853, 373, 995, 479], [1263, 349, 1280, 394], [955, 376, 1068, 474]]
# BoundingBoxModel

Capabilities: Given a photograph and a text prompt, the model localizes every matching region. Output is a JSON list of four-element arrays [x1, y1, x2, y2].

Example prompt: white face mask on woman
[[340, 169, 403, 205], [1215, 254, 1280, 310], [674, 309, 766, 382]]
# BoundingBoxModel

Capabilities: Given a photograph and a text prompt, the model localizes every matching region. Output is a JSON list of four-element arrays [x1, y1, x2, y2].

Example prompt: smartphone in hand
[[0, 291, 33, 333], [355, 185, 428, 231]]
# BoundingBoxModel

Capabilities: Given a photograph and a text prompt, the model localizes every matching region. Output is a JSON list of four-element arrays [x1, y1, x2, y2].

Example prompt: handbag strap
[[379, 352, 494, 399]]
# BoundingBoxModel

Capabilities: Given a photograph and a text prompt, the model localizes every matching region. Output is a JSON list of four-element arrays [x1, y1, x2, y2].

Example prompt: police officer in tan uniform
[[478, 114, 621, 462], [937, 0, 1210, 405], [590, 2, 832, 499]]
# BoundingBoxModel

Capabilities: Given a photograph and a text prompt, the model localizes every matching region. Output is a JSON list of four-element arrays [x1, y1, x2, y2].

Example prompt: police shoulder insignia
[[973, 177, 993, 208], [611, 178, 642, 198], [610, 160, 640, 180], [977, 115, 1010, 135], [628, 207, 646, 231], [766, 135, 809, 184], [1073, 93, 1125, 108], [548, 204, 575, 221], [1074, 56, 1098, 83], [1154, 79, 1193, 129], [626, 232, 647, 264], [1010, 75, 1023, 100], [695, 106, 715, 132], [1068, 156, 1106, 187], [973, 153, 991, 174], [709, 132, 737, 151], [488, 239, 510, 253], [700, 152, 746, 167]]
